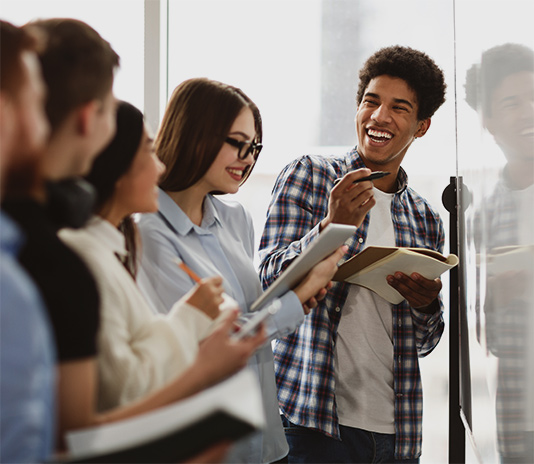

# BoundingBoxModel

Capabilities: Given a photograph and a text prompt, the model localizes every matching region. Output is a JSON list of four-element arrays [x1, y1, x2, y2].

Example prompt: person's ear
[[114, 176, 125, 192], [415, 118, 431, 139], [75, 100, 98, 136]]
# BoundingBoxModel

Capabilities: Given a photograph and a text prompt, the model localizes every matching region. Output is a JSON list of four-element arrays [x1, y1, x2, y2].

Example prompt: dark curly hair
[[356, 45, 446, 121], [464, 43, 534, 117]]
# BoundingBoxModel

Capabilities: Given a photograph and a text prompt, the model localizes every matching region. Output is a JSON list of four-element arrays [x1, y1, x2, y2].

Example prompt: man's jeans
[[281, 417, 419, 464]]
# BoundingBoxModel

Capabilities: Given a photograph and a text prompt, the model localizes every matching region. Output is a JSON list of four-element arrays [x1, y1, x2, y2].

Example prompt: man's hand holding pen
[[333, 170, 390, 185], [320, 168, 383, 231]]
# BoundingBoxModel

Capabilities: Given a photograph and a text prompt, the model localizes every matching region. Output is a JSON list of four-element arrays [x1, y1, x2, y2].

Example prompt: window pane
[[1, 0, 145, 111], [455, 0, 534, 461]]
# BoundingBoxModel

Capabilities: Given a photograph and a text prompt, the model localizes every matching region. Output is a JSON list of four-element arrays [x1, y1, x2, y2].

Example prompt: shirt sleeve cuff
[[411, 305, 442, 327], [265, 291, 305, 340]]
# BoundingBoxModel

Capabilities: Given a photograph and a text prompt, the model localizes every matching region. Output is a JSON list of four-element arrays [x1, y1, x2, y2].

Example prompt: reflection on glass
[[465, 43, 534, 463]]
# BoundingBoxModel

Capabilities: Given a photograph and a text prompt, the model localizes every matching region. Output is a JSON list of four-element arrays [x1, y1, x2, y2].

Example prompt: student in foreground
[[58, 100, 264, 455], [259, 46, 448, 463], [0, 19, 56, 463], [136, 77, 347, 463], [1, 17, 118, 451]]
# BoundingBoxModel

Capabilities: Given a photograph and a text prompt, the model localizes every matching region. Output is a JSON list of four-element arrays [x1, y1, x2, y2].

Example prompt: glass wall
[[166, 0, 456, 245], [455, 0, 534, 462], [0, 0, 145, 110]]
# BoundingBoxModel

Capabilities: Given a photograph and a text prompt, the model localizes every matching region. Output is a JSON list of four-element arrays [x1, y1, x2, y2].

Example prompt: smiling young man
[[259, 46, 447, 463]]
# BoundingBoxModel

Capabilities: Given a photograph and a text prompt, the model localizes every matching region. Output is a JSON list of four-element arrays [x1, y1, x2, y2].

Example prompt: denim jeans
[[281, 417, 419, 464]]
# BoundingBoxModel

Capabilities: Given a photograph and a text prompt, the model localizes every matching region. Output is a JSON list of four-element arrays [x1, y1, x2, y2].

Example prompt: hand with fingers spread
[[185, 276, 225, 319], [320, 168, 377, 231], [294, 245, 348, 314], [386, 272, 442, 312]]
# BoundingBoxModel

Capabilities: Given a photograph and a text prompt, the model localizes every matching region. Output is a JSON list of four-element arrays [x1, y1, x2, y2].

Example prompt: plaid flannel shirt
[[258, 148, 445, 459]]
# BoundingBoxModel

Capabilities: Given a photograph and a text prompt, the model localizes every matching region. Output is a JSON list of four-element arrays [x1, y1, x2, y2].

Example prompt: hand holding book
[[334, 246, 459, 304], [386, 270, 444, 311]]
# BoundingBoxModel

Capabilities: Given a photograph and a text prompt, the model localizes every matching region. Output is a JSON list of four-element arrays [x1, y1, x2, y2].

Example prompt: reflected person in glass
[[466, 43, 534, 464]]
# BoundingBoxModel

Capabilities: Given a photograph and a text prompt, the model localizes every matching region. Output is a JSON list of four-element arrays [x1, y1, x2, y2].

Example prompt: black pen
[[333, 171, 390, 185]]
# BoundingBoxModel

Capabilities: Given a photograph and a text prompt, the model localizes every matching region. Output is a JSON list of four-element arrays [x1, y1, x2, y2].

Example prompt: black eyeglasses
[[225, 136, 263, 161]]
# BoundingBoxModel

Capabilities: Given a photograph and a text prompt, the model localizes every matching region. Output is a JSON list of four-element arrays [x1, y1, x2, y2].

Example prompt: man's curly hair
[[464, 43, 534, 118], [356, 45, 446, 121]]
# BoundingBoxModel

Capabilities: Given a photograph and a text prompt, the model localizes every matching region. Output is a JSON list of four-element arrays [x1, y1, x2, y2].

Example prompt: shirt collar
[[351, 146, 409, 194], [158, 189, 221, 236], [84, 215, 128, 258]]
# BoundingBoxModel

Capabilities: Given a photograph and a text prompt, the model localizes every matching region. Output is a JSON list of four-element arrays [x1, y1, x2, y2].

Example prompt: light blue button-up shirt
[[0, 211, 56, 463], [137, 189, 305, 463]]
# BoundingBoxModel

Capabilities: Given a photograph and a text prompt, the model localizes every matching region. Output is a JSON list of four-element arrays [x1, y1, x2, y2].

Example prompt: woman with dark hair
[[137, 78, 347, 463], [57, 101, 264, 448]]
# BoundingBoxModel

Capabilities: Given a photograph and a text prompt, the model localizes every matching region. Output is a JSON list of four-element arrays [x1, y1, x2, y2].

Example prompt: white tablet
[[251, 223, 356, 311]]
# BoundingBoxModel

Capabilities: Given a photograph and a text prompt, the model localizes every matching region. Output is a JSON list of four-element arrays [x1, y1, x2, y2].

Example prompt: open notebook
[[334, 246, 459, 304]]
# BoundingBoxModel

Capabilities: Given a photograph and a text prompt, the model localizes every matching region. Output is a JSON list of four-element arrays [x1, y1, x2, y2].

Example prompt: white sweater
[[59, 216, 212, 411]]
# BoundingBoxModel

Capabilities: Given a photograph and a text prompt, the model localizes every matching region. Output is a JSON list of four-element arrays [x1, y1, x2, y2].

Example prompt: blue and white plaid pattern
[[258, 148, 445, 459]]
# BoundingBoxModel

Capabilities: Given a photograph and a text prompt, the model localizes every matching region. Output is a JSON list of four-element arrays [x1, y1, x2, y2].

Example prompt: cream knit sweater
[[60, 216, 212, 411]]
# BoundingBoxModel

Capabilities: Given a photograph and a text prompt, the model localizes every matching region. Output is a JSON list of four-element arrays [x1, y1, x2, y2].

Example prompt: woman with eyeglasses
[[136, 78, 347, 463], [57, 101, 264, 457]]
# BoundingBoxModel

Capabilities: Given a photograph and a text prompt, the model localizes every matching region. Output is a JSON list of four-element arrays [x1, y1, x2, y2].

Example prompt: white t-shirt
[[334, 187, 396, 433]]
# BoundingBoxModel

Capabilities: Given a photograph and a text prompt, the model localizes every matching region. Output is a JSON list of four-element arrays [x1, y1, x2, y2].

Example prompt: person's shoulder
[[0, 250, 42, 309], [59, 226, 125, 291], [274, 153, 349, 190], [283, 153, 346, 172], [58, 225, 103, 258], [59, 224, 93, 243], [404, 186, 442, 220], [3, 197, 54, 237], [137, 211, 166, 232], [210, 195, 250, 222]]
